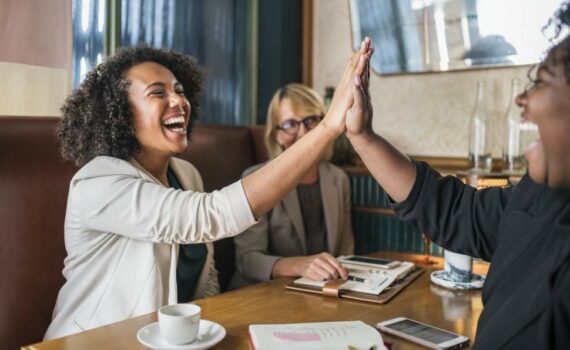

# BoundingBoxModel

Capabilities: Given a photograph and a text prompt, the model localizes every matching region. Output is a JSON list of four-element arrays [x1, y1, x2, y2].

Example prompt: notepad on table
[[293, 261, 416, 295], [248, 320, 387, 350]]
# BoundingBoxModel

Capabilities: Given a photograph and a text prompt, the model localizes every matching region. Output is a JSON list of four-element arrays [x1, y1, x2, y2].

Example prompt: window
[[72, 0, 256, 125]]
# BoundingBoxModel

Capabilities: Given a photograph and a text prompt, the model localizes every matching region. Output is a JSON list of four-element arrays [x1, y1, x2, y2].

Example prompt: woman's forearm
[[242, 124, 337, 218], [348, 131, 416, 203], [345, 59, 416, 204], [243, 40, 372, 218], [271, 256, 303, 278]]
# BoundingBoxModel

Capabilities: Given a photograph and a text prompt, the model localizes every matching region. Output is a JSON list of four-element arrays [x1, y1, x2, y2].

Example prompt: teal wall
[[349, 174, 444, 257]]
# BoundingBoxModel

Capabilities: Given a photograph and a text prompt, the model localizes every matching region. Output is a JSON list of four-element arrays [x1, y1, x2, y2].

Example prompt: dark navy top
[[167, 168, 207, 303]]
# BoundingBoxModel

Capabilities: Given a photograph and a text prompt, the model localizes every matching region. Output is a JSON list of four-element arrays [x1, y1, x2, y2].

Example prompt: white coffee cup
[[443, 250, 472, 283], [158, 303, 201, 345]]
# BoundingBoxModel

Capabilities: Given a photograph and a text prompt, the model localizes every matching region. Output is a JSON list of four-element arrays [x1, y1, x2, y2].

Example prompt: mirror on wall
[[350, 0, 563, 75]]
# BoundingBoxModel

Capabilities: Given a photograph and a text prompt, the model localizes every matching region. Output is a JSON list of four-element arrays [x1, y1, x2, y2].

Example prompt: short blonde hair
[[264, 83, 334, 160]]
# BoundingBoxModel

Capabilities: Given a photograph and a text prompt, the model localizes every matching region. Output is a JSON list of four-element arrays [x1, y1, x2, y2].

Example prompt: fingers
[[355, 38, 372, 74], [321, 253, 348, 279], [338, 39, 371, 102], [346, 37, 372, 75], [306, 264, 334, 281], [354, 54, 367, 78], [352, 74, 366, 115], [360, 37, 371, 56], [321, 37, 373, 135], [306, 253, 348, 280], [363, 49, 373, 90], [353, 37, 374, 88]]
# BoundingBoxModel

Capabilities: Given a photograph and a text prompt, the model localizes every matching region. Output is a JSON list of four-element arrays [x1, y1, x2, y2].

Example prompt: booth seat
[[0, 116, 268, 349]]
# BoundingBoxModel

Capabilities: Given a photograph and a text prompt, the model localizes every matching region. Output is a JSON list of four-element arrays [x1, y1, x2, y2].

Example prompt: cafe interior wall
[[0, 0, 72, 117], [313, 0, 532, 159]]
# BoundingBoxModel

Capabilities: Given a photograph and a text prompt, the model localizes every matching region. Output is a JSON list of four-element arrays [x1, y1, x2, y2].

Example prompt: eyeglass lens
[[278, 115, 323, 134]]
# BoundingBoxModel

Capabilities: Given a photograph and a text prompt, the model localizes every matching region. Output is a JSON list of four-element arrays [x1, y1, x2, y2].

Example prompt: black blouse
[[167, 168, 208, 303]]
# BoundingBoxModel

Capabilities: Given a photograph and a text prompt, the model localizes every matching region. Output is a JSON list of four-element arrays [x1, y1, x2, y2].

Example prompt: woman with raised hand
[[230, 83, 355, 289], [45, 38, 372, 339], [347, 6, 570, 349]]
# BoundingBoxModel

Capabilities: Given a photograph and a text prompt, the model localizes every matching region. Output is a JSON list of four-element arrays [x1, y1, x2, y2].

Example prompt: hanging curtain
[[121, 0, 254, 125], [72, 0, 106, 88]]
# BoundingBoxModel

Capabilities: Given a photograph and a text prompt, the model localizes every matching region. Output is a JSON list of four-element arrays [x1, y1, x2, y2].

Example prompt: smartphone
[[340, 255, 400, 269], [376, 317, 469, 350]]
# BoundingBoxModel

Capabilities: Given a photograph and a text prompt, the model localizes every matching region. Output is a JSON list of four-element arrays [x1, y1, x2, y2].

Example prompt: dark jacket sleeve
[[391, 161, 512, 261]]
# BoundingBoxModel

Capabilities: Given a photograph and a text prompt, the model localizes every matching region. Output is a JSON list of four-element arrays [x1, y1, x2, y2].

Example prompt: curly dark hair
[[545, 1, 570, 82], [58, 46, 204, 166]]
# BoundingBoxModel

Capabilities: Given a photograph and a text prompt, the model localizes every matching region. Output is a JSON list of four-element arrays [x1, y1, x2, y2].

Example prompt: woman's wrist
[[319, 114, 345, 138], [347, 128, 376, 147], [272, 257, 294, 278]]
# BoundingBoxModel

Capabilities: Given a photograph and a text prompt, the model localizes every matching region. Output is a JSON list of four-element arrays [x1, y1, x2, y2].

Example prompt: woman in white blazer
[[45, 43, 373, 339], [230, 84, 355, 289]]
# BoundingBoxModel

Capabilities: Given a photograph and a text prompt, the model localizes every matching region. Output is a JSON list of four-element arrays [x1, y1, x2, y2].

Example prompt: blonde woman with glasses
[[230, 83, 355, 289]]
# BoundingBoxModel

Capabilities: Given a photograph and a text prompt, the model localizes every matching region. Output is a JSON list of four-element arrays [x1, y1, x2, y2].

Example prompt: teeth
[[520, 121, 538, 131], [163, 116, 185, 126]]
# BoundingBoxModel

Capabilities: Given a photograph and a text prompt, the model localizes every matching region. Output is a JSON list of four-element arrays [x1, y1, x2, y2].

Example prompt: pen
[[347, 275, 370, 283]]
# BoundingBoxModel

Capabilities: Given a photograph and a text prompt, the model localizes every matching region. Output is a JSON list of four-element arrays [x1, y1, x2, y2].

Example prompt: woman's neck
[[133, 152, 170, 186]]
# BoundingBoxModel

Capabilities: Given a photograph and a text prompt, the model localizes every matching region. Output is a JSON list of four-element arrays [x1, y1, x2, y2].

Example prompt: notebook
[[248, 320, 388, 350], [286, 262, 424, 304]]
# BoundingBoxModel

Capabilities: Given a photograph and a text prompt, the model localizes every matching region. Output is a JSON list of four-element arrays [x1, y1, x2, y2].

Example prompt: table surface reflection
[[24, 252, 489, 350]]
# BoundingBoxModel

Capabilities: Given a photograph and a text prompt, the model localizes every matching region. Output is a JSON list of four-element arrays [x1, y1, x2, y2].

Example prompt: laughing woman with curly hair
[[45, 42, 373, 339]]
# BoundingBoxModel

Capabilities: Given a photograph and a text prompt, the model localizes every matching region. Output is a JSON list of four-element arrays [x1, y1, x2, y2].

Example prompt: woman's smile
[[162, 112, 188, 135]]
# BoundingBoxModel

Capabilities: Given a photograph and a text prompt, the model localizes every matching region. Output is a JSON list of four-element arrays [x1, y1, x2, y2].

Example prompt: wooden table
[[24, 252, 489, 350]]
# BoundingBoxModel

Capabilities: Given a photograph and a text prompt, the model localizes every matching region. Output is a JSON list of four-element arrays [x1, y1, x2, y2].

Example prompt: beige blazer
[[230, 162, 354, 289], [45, 156, 256, 340]]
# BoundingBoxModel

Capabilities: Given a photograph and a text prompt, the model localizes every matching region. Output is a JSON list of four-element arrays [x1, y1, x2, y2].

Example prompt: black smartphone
[[340, 255, 400, 269]]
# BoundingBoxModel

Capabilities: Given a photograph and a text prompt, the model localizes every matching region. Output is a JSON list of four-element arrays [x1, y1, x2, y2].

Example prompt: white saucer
[[137, 319, 226, 350], [430, 270, 485, 290]]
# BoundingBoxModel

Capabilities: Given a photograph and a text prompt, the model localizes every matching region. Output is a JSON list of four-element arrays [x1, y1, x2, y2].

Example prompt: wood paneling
[[302, 0, 313, 86]]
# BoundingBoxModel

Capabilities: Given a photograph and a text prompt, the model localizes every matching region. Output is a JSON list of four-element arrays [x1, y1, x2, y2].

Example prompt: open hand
[[346, 38, 374, 139], [321, 38, 373, 136]]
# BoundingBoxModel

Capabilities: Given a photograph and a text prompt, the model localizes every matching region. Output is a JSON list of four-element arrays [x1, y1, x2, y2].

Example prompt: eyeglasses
[[276, 114, 324, 135]]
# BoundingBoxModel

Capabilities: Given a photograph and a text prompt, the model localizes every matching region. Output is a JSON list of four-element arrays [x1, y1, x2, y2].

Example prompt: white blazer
[[44, 156, 256, 340]]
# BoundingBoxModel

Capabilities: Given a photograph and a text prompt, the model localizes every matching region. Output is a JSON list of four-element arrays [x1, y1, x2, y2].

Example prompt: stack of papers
[[249, 321, 387, 350]]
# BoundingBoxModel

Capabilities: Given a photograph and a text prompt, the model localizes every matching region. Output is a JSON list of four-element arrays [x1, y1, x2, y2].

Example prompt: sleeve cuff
[[390, 160, 427, 213], [255, 254, 281, 282]]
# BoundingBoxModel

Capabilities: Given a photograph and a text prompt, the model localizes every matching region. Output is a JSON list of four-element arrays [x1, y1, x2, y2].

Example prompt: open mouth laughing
[[162, 114, 186, 134]]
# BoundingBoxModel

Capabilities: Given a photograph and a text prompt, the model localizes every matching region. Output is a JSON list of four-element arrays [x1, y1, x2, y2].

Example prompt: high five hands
[[321, 37, 374, 136], [347, 37, 374, 140]]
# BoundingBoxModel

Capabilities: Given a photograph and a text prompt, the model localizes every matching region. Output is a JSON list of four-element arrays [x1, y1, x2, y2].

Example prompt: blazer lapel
[[319, 163, 340, 253], [282, 189, 307, 254], [129, 158, 162, 184]]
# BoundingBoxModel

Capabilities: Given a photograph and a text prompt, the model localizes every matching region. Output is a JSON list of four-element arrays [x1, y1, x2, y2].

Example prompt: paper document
[[249, 320, 387, 350], [293, 261, 415, 295]]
